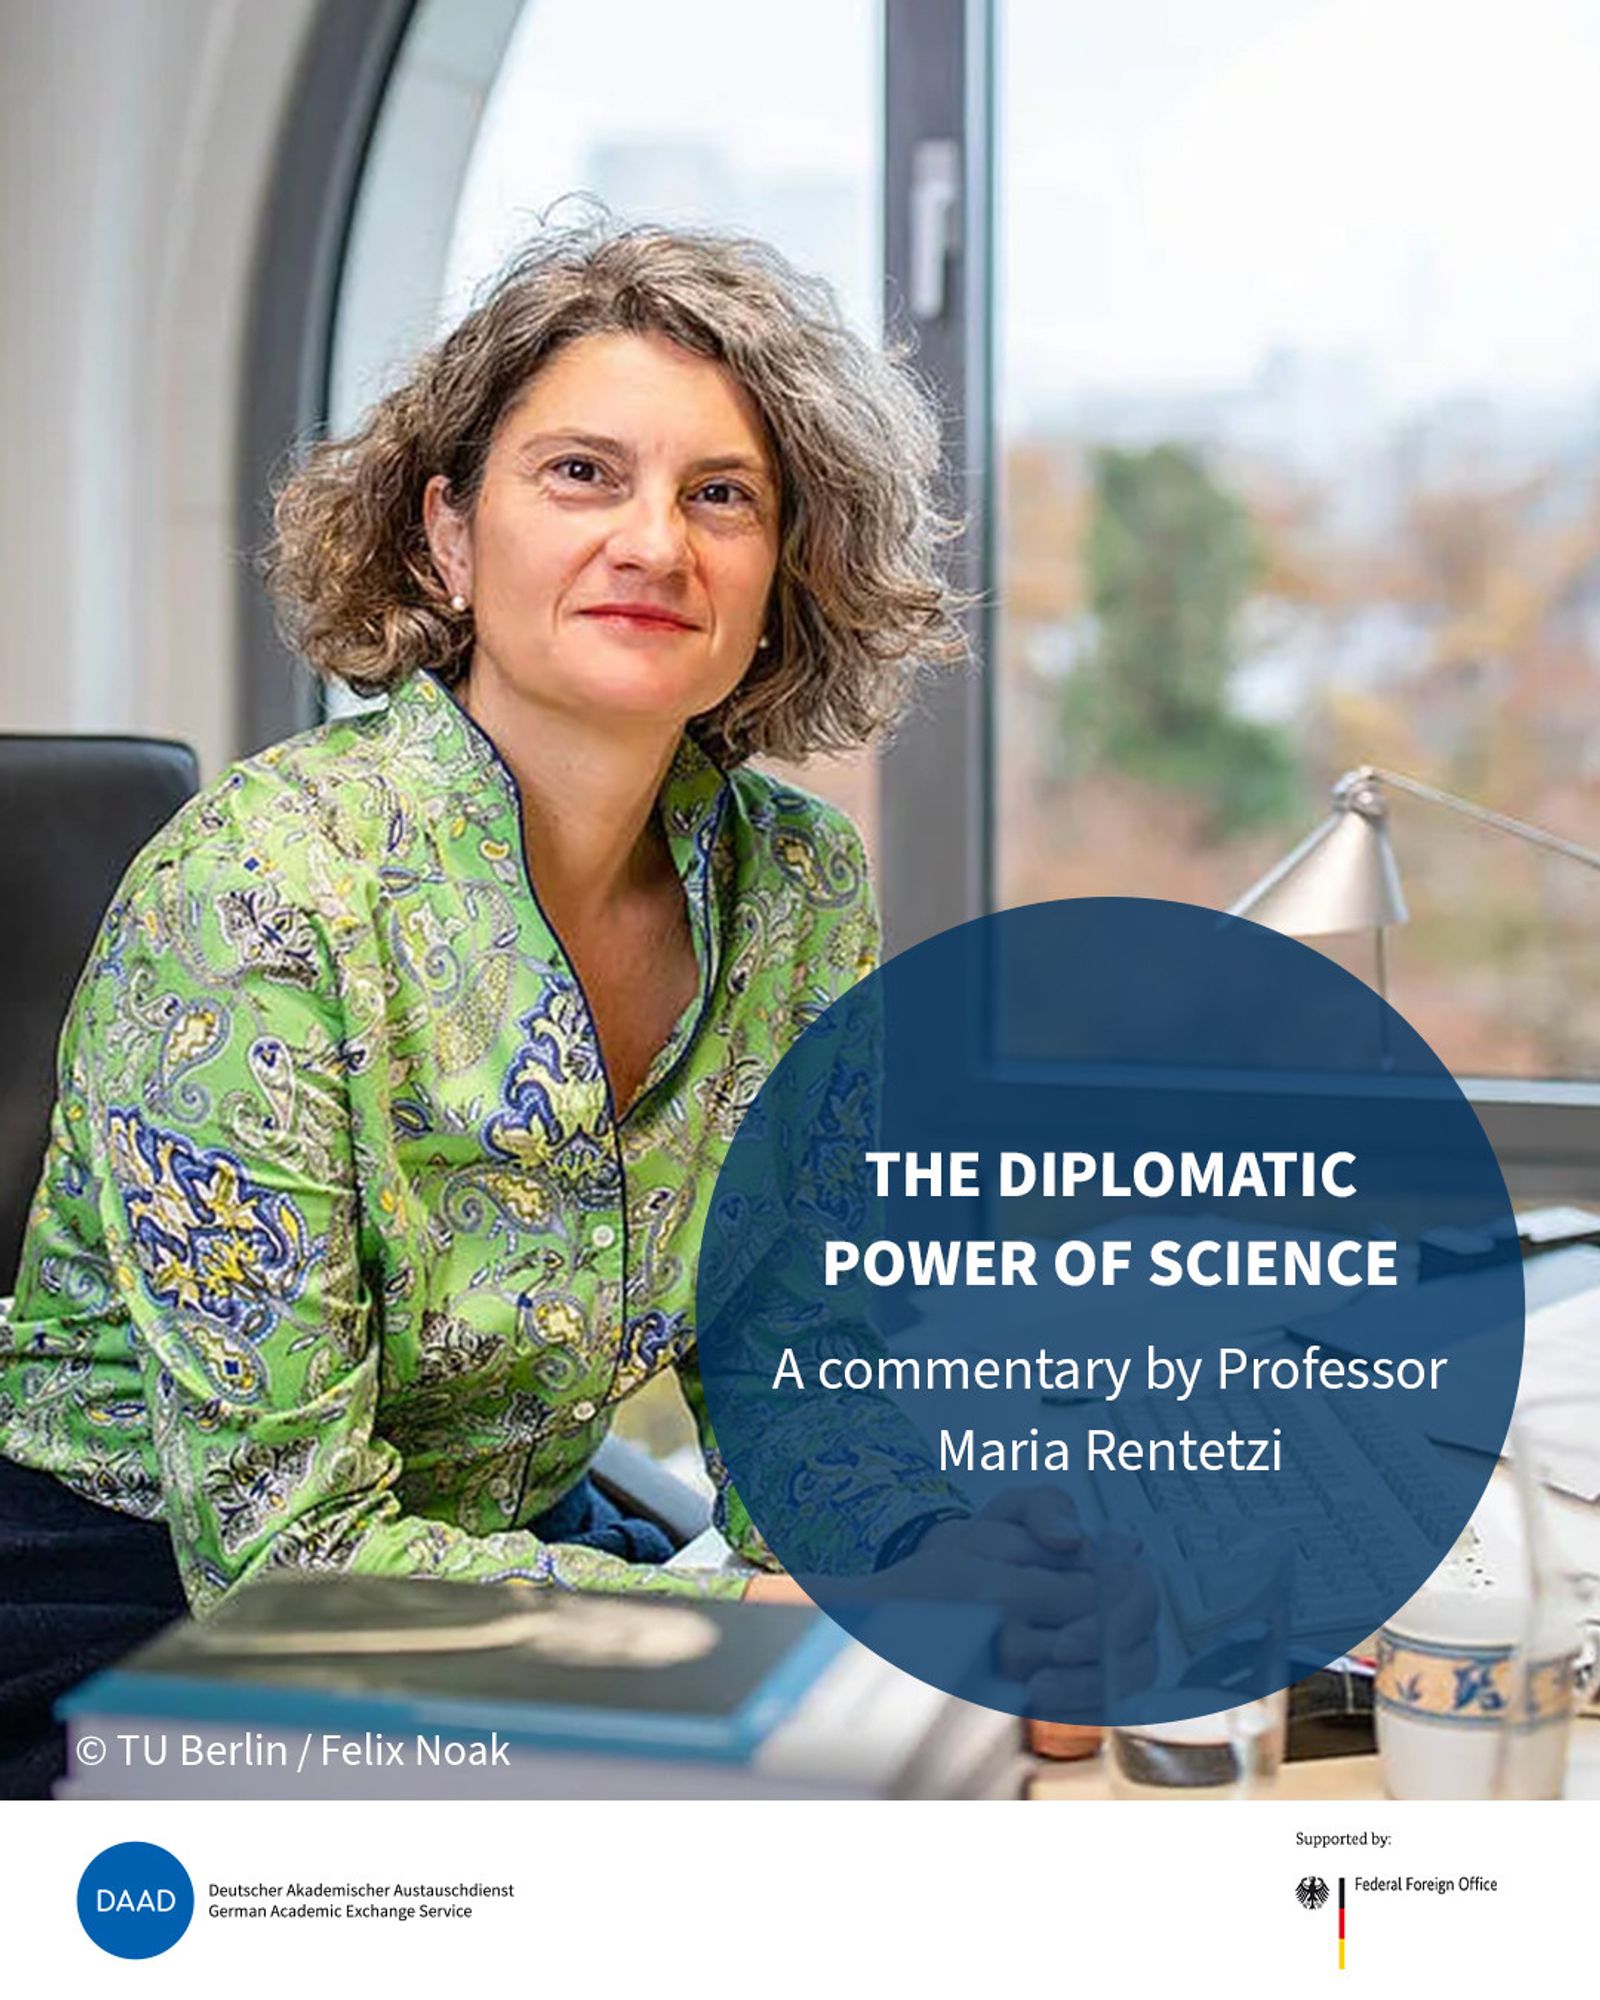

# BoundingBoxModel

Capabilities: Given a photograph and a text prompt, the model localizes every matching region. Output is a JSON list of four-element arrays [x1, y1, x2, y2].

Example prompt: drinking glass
[[1105, 1530, 1292, 1798], [1490, 1389, 1600, 1798]]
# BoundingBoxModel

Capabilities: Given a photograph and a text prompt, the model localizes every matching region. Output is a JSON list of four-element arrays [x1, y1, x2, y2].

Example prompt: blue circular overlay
[[77, 1842, 194, 1959], [696, 899, 1523, 1725]]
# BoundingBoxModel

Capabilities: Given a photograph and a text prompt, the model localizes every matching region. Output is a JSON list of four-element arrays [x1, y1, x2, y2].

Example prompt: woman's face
[[426, 330, 781, 735]]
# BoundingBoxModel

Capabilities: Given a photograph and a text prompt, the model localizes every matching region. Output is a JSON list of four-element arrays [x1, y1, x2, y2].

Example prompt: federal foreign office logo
[[77, 1842, 194, 1958], [1295, 1875, 1348, 1969]]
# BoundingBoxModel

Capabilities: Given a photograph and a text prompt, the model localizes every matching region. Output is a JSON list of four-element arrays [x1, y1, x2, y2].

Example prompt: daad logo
[[76, 1842, 194, 1958], [1296, 1876, 1331, 1911]]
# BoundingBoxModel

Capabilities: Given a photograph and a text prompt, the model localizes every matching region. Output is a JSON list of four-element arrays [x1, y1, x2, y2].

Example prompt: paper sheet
[[1433, 1287, 1600, 1499]]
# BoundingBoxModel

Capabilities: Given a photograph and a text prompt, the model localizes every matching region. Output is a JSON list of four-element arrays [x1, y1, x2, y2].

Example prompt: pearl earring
[[449, 593, 469, 614], [757, 633, 771, 651]]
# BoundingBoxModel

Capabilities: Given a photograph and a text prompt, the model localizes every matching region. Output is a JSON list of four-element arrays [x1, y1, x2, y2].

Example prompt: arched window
[[246, 2, 1600, 1166], [325, 0, 885, 849]]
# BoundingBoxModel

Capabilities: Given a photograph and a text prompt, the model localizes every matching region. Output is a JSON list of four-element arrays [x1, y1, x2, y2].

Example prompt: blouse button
[[571, 1399, 598, 1423], [591, 1224, 617, 1250]]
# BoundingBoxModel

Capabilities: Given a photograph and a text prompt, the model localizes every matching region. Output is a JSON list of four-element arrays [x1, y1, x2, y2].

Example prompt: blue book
[[60, 1574, 847, 1765]]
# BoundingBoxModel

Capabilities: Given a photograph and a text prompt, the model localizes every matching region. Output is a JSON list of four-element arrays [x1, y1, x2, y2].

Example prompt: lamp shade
[[1230, 782, 1409, 937]]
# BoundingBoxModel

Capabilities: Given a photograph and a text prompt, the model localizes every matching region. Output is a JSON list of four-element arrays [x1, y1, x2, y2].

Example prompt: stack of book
[[58, 1575, 1024, 1799]]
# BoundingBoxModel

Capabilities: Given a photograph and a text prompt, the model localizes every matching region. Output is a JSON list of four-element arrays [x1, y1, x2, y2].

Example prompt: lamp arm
[[1363, 766, 1600, 874]]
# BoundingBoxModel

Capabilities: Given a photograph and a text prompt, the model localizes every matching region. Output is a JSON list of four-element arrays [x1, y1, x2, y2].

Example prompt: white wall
[[0, 0, 316, 777]]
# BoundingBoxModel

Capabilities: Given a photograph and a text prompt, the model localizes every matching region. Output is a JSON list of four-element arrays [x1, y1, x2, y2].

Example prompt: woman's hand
[[748, 1569, 1105, 1758], [878, 1488, 1160, 1720], [742, 1490, 1159, 1727]]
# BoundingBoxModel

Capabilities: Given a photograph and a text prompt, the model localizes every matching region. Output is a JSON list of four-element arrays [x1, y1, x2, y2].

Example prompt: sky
[[443, 0, 1600, 430], [445, 0, 882, 328], [998, 0, 1600, 421]]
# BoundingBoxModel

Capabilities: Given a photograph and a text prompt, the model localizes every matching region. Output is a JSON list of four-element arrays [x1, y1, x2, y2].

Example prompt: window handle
[[909, 138, 961, 322]]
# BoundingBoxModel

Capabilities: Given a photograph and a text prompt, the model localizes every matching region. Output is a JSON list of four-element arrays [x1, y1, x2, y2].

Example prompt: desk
[[1030, 1718, 1600, 1799], [1028, 1245, 1600, 1800]]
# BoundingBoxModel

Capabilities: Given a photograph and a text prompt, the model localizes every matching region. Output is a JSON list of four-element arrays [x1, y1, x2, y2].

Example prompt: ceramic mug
[[1375, 1586, 1581, 1799]]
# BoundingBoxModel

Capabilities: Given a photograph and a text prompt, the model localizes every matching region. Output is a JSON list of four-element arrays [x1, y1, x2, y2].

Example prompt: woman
[[0, 221, 1117, 1795]]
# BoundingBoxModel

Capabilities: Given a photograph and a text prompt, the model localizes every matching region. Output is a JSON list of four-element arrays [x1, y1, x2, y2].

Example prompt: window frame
[[881, 0, 1600, 1203], [238, 0, 418, 754], [244, 0, 1598, 1200], [878, 0, 994, 960]]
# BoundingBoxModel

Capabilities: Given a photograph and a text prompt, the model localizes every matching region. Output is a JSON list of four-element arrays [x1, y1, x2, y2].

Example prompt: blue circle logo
[[77, 1842, 194, 1958], [697, 898, 1522, 1725]]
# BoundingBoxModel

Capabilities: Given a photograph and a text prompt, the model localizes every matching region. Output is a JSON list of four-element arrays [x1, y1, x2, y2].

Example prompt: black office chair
[[0, 730, 711, 1545], [0, 734, 201, 1297]]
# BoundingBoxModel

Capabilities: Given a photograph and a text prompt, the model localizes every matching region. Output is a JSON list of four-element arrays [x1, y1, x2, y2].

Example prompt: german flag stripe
[[1339, 1877, 1346, 1970]]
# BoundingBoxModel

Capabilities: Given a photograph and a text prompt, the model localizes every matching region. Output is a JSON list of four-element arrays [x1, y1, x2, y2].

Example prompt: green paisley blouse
[[0, 669, 942, 1610]]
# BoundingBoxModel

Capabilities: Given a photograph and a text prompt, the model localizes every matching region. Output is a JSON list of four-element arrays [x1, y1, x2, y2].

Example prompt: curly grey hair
[[266, 217, 969, 764]]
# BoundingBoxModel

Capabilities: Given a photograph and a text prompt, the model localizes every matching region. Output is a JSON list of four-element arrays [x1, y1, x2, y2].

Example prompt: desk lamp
[[1229, 764, 1600, 999]]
